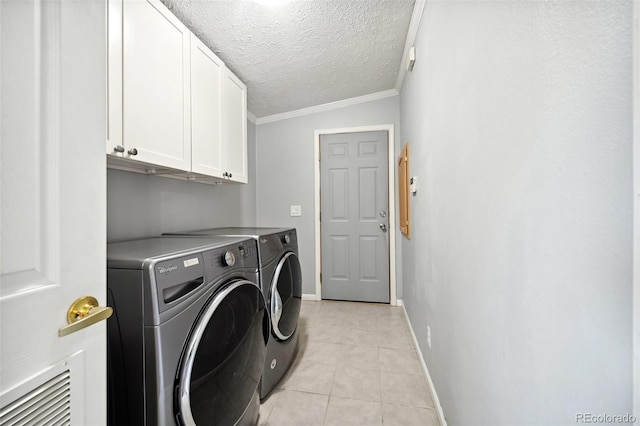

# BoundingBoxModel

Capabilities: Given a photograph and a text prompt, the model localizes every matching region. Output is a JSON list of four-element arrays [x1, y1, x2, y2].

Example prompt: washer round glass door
[[270, 252, 302, 341], [176, 280, 267, 426]]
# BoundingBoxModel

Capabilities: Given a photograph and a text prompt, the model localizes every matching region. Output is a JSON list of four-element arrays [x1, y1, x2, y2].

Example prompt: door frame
[[633, 0, 640, 416], [313, 125, 397, 306]]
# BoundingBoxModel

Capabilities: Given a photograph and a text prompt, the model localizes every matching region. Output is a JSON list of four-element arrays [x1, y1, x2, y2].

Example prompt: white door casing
[[633, 0, 640, 416], [314, 125, 397, 305], [1, 0, 107, 423]]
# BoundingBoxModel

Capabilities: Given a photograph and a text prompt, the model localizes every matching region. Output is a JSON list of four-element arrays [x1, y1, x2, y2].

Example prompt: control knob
[[223, 251, 236, 266], [283, 234, 291, 244]]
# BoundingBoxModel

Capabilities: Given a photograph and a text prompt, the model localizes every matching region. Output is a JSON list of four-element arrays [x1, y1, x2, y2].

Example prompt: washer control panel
[[223, 251, 236, 267]]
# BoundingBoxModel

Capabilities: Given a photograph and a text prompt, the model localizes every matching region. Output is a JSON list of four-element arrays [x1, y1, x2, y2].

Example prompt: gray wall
[[255, 96, 401, 297], [400, 1, 633, 424], [107, 120, 258, 241]]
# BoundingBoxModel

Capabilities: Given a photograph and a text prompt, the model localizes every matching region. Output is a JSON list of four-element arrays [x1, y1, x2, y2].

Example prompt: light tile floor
[[258, 300, 440, 426]]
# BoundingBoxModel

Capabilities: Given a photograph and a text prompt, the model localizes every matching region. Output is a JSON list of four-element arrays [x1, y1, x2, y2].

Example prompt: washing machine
[[106, 236, 267, 426], [164, 228, 302, 399]]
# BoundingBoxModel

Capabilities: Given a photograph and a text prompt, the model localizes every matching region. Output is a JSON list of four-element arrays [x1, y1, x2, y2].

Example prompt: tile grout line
[[379, 366, 386, 425], [321, 341, 340, 425]]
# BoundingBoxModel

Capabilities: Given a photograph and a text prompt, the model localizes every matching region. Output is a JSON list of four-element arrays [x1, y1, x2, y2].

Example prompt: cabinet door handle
[[128, 148, 138, 156], [229, 173, 232, 178], [223, 172, 228, 177], [113, 145, 125, 153]]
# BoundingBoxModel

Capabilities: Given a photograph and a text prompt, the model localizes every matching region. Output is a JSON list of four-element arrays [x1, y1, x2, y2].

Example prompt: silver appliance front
[[160, 228, 303, 400], [106, 237, 266, 426]]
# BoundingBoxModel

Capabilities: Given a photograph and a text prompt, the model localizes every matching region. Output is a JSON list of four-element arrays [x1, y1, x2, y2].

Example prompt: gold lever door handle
[[58, 296, 113, 337]]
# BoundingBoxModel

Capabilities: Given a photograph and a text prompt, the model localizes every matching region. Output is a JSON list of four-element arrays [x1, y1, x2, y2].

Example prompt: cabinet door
[[222, 70, 248, 183], [123, 0, 191, 170], [107, 0, 123, 155], [191, 35, 224, 178]]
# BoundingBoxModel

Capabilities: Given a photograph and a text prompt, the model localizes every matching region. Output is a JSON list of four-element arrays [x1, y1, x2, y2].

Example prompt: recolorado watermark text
[[576, 413, 637, 424]]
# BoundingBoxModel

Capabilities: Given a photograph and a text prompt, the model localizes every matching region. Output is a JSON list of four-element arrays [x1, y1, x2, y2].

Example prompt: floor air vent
[[0, 371, 71, 426]]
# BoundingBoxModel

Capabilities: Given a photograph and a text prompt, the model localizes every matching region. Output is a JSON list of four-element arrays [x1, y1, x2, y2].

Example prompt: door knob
[[58, 296, 113, 337], [380, 211, 387, 218], [379, 223, 387, 232]]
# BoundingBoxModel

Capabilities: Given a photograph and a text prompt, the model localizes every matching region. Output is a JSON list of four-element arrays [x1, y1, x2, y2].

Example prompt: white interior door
[[1, 0, 107, 424], [320, 131, 390, 303]]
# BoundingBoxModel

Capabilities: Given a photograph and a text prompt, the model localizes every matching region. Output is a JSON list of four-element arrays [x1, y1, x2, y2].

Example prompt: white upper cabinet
[[222, 70, 248, 183], [191, 36, 248, 182], [121, 0, 191, 171], [107, 0, 248, 183], [190, 35, 224, 178]]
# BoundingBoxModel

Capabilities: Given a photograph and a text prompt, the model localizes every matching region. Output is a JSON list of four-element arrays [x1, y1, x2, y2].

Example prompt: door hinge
[[405, 220, 409, 225]]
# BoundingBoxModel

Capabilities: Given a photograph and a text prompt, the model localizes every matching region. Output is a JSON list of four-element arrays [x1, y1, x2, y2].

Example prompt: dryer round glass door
[[270, 252, 302, 341], [176, 280, 268, 426]]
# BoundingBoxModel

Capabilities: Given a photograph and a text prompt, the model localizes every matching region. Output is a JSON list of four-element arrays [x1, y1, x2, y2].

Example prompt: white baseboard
[[396, 298, 404, 307], [401, 305, 447, 426], [302, 294, 319, 301]]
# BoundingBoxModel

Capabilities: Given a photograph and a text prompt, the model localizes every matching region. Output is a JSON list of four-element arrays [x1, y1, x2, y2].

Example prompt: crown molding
[[247, 110, 257, 124], [395, 0, 427, 92], [254, 89, 399, 125]]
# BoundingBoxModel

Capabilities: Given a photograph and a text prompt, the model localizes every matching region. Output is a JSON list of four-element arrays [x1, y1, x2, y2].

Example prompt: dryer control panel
[[202, 239, 259, 273], [280, 230, 297, 249]]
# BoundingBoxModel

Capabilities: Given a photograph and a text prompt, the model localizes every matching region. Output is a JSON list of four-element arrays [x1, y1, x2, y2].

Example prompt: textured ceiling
[[161, 0, 415, 118]]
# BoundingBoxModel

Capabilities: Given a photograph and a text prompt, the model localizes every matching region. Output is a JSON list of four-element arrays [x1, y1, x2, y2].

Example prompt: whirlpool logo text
[[158, 265, 178, 274]]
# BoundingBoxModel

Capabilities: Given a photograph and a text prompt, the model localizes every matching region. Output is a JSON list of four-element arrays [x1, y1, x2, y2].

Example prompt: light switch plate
[[290, 205, 301, 217], [410, 176, 417, 194]]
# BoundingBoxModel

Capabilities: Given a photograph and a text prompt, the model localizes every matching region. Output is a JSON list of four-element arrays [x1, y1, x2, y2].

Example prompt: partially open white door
[[1, 0, 107, 424]]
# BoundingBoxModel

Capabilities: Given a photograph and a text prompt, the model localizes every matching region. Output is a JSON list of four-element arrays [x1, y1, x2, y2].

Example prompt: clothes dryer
[[164, 228, 302, 399], [107, 236, 267, 426]]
